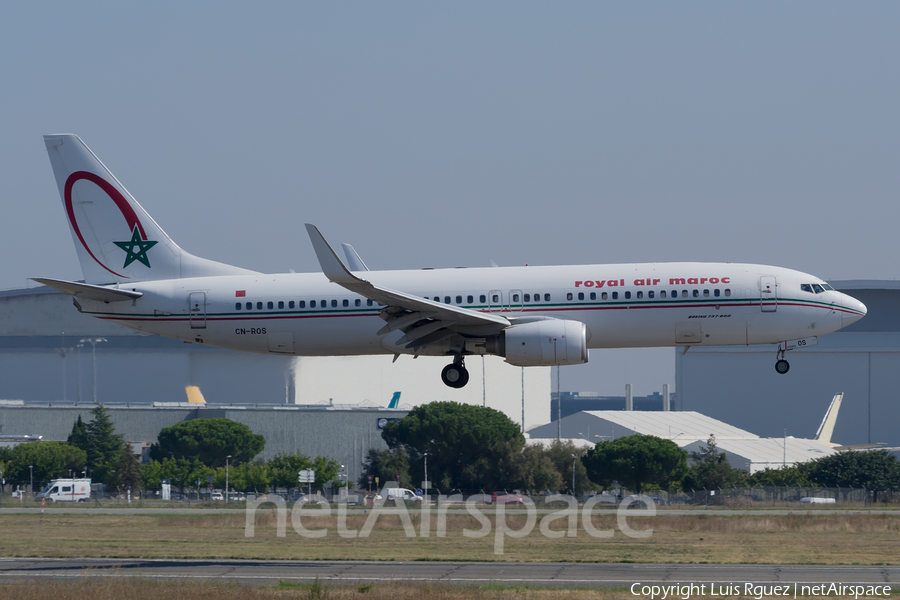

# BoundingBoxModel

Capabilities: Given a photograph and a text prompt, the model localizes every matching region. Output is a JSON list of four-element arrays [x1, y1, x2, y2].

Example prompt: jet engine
[[487, 319, 589, 367]]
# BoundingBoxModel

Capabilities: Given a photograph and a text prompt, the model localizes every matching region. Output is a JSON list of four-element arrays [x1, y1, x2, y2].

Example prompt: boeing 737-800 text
[[33, 135, 866, 388]]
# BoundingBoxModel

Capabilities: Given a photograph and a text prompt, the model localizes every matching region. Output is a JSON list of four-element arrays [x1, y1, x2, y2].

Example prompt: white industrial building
[[527, 410, 837, 473], [676, 280, 900, 448], [0, 286, 549, 430]]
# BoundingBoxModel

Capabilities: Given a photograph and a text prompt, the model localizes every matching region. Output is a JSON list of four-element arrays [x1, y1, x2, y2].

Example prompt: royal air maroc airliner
[[33, 134, 867, 388]]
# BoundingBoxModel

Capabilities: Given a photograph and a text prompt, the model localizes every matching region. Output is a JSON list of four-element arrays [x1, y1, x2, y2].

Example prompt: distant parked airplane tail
[[387, 392, 401, 408], [42, 134, 256, 285]]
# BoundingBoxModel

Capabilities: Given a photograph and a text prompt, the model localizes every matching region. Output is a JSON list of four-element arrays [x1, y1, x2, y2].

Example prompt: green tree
[[359, 448, 412, 489], [6, 442, 86, 487], [543, 440, 596, 494], [381, 402, 524, 490], [152, 418, 265, 468], [268, 451, 314, 489], [584, 434, 688, 494], [67, 404, 128, 485], [682, 435, 747, 491], [746, 465, 815, 487], [140, 457, 212, 493], [114, 445, 143, 492], [805, 450, 900, 502]]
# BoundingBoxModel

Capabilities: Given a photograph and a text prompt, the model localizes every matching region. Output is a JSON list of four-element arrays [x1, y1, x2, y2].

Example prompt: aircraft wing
[[305, 225, 510, 346], [31, 277, 143, 302]]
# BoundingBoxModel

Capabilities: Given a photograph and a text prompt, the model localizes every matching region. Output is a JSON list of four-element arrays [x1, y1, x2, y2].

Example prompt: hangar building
[[676, 281, 900, 448], [527, 410, 837, 473]]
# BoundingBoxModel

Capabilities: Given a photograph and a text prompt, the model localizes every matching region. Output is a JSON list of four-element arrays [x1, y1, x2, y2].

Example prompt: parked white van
[[378, 488, 422, 503], [36, 478, 91, 502]]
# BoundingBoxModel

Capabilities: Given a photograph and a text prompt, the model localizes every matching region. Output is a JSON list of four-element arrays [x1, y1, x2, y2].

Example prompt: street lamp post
[[79, 337, 107, 403], [225, 455, 231, 503], [571, 454, 576, 499], [423, 452, 428, 498], [29, 465, 33, 500]]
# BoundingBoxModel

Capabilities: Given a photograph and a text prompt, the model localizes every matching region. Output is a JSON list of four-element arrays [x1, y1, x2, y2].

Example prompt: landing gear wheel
[[441, 363, 470, 388], [775, 359, 790, 374]]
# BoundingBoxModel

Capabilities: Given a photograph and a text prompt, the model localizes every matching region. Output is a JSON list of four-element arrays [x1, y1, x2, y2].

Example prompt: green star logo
[[113, 226, 158, 269]]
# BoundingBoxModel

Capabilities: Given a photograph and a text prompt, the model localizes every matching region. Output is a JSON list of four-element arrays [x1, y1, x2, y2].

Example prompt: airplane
[[33, 134, 867, 389]]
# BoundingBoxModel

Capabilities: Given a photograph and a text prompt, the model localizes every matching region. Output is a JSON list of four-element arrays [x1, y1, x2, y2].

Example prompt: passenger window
[[367, 299, 374, 306], [692, 290, 699, 298], [299, 300, 306, 308], [636, 291, 643, 299], [235, 303, 241, 310], [278, 301, 285, 309], [625, 291, 631, 299], [513, 294, 520, 302], [444, 296, 451, 304], [321, 300, 326, 307], [590, 292, 596, 300], [800, 284, 812, 293], [480, 295, 487, 303], [648, 290, 654, 299], [724, 289, 731, 297], [310, 300, 316, 308], [257, 302, 263, 310], [672, 290, 677, 298], [246, 302, 252, 310], [492, 294, 500, 303], [524, 294, 531, 302], [681, 290, 688, 298], [434, 296, 440, 302], [714, 289, 720, 298], [331, 299, 338, 307], [467, 295, 474, 304], [601, 292, 608, 300], [456, 295, 462, 304], [612, 292, 618, 300], [577, 292, 584, 300], [355, 299, 361, 307], [567, 292, 573, 301], [289, 301, 295, 308], [703, 289, 709, 297], [661, 290, 666, 298], [342, 299, 349, 307], [544, 294, 551, 301]]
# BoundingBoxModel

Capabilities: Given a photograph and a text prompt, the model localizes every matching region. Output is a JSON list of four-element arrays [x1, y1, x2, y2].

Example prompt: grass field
[[1, 510, 899, 564], [0, 579, 884, 600]]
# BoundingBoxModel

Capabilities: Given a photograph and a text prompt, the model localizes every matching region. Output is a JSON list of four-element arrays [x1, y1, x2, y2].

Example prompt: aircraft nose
[[840, 293, 866, 327]]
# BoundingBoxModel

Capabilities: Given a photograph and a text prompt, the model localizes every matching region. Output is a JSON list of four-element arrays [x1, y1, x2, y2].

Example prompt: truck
[[36, 478, 91, 502]]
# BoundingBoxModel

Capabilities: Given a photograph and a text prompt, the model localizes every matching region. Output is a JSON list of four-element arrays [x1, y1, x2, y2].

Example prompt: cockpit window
[[821, 283, 834, 291], [801, 284, 812, 293], [812, 284, 825, 294]]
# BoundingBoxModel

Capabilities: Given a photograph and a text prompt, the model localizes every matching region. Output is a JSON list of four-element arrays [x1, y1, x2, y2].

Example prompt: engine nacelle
[[489, 319, 589, 367]]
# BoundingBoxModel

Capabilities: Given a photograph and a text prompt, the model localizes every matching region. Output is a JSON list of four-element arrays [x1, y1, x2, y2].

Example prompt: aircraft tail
[[387, 392, 401, 409], [814, 393, 844, 445], [43, 134, 256, 284]]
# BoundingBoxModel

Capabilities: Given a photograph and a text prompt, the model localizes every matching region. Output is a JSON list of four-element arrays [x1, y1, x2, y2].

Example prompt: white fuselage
[[75, 262, 866, 359]]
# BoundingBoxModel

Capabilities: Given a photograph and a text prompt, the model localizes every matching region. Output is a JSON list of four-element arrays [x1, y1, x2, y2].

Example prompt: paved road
[[0, 506, 892, 516], [1, 558, 898, 589]]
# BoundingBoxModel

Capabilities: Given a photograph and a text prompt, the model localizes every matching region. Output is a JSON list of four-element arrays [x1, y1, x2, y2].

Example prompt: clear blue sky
[[2, 3, 898, 395]]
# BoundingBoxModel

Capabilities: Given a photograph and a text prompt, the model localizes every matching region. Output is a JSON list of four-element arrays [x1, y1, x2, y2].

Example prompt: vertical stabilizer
[[387, 392, 401, 409], [185, 386, 207, 404], [814, 393, 844, 445], [44, 134, 257, 284]]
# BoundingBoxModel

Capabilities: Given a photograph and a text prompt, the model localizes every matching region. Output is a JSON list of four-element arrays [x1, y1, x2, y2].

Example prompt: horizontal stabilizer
[[31, 277, 143, 302]]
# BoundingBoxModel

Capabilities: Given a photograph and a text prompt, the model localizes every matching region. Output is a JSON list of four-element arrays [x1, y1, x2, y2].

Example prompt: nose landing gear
[[774, 345, 790, 374], [441, 356, 470, 388]]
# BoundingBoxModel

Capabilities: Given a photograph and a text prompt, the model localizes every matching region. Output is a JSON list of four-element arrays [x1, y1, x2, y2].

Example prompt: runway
[[1, 558, 898, 589]]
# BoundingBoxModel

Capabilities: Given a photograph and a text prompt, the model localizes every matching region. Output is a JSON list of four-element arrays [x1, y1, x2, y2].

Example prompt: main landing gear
[[441, 356, 470, 388]]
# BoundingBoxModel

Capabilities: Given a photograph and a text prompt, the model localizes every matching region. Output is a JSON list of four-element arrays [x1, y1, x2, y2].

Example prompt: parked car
[[210, 492, 224, 501], [489, 491, 524, 505]]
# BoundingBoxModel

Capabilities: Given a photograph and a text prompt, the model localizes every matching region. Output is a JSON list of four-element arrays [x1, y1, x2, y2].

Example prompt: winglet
[[341, 243, 370, 272], [304, 224, 360, 286]]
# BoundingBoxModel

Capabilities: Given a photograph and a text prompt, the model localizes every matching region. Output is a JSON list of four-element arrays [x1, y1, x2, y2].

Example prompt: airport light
[[79, 337, 107, 403]]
